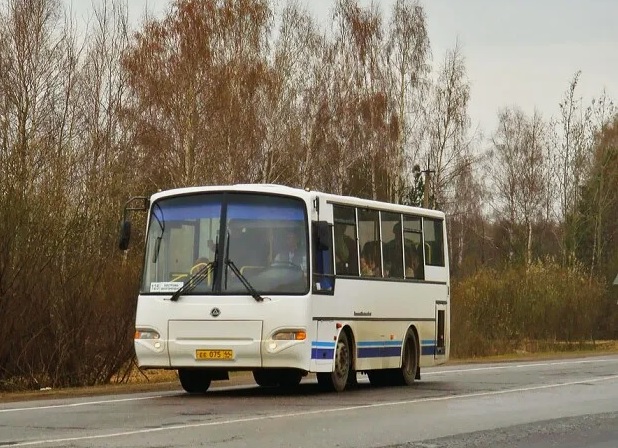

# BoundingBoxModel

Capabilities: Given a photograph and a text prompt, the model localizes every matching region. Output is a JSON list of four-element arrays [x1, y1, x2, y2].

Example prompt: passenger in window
[[405, 249, 421, 279], [360, 243, 380, 277], [385, 222, 404, 278], [334, 225, 352, 273]]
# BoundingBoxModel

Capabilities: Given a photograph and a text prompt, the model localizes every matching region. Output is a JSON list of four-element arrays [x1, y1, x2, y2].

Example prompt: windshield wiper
[[222, 229, 265, 302], [151, 203, 165, 263], [225, 259, 266, 302], [170, 262, 215, 302]]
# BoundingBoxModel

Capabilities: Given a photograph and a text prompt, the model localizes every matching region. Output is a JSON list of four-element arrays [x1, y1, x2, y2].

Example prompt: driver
[[274, 229, 307, 271]]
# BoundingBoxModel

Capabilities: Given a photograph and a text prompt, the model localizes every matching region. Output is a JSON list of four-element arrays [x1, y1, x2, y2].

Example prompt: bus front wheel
[[317, 331, 351, 392], [253, 369, 303, 388], [253, 369, 279, 387], [178, 369, 212, 394]]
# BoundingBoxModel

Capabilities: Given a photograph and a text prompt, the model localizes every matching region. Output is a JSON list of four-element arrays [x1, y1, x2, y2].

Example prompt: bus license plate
[[195, 349, 234, 360]]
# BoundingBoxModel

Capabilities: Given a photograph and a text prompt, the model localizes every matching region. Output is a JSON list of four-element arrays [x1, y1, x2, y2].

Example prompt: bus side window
[[333, 205, 359, 276], [403, 215, 424, 280], [313, 221, 334, 293], [381, 212, 404, 278], [423, 218, 445, 267], [358, 208, 381, 277]]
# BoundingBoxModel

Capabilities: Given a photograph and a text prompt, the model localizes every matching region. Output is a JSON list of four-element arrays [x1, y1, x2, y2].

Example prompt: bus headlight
[[272, 330, 306, 341], [266, 329, 306, 354], [135, 328, 164, 353], [135, 328, 160, 340]]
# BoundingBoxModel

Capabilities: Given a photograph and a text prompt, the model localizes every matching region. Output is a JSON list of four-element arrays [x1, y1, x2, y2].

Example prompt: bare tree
[[552, 72, 594, 264], [260, 2, 324, 188], [585, 113, 617, 275], [384, 0, 430, 202], [122, 0, 274, 189], [423, 42, 472, 211], [448, 155, 485, 273], [323, 0, 401, 200], [489, 107, 549, 264]]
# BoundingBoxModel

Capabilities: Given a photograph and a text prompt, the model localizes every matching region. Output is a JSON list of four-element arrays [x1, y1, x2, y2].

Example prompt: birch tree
[[423, 42, 471, 210]]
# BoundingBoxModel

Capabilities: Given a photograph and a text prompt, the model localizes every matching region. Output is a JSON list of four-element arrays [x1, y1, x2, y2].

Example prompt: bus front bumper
[[135, 320, 309, 371]]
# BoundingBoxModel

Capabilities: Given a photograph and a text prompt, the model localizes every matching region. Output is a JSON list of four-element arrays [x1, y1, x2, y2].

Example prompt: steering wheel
[[270, 260, 302, 270], [190, 262, 210, 275]]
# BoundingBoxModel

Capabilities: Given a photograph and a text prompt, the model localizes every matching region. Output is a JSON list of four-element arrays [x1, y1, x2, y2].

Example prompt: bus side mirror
[[118, 220, 131, 251], [118, 196, 149, 251], [316, 221, 331, 250]]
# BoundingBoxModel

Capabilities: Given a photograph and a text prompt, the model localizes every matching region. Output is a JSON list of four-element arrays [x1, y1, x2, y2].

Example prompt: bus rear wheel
[[367, 329, 418, 387], [178, 369, 212, 394], [317, 331, 351, 392], [389, 329, 418, 386]]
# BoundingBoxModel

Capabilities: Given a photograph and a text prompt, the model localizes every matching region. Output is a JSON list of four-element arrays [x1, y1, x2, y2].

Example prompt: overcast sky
[[65, 0, 617, 136]]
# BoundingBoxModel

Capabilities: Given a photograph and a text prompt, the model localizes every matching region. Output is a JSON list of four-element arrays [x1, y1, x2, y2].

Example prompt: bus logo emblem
[[210, 308, 221, 318]]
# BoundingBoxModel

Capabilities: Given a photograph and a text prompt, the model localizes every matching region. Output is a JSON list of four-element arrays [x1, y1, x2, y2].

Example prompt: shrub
[[451, 260, 610, 358]]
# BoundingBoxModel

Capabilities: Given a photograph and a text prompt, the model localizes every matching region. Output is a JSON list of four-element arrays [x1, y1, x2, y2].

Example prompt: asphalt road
[[1, 355, 618, 447]]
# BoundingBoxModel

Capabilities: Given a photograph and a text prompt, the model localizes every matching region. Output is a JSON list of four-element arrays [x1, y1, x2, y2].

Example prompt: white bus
[[119, 184, 449, 393]]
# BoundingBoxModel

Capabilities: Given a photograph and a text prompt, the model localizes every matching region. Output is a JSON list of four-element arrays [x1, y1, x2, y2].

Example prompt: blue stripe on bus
[[311, 348, 335, 359], [383, 346, 402, 357], [312, 340, 439, 359], [357, 340, 403, 347], [421, 345, 436, 356], [311, 341, 336, 348], [357, 346, 402, 358], [311, 341, 335, 359]]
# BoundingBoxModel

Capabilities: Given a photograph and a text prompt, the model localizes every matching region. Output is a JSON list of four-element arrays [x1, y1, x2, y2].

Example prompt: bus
[[119, 184, 449, 393]]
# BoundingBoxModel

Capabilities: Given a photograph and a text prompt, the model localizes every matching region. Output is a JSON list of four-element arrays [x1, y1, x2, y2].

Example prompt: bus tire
[[277, 369, 304, 389], [317, 331, 351, 392], [396, 328, 419, 386], [178, 369, 211, 394], [253, 369, 279, 387]]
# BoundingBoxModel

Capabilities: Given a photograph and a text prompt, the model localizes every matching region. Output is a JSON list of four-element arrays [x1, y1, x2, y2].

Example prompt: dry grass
[[451, 340, 618, 364], [0, 369, 254, 403]]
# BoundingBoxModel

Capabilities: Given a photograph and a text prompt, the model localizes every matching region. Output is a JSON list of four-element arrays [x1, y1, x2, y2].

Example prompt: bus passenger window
[[403, 215, 424, 280], [312, 221, 334, 293], [358, 208, 381, 277], [361, 242, 380, 277], [333, 205, 358, 276], [381, 212, 403, 278], [423, 218, 445, 267], [404, 246, 422, 279]]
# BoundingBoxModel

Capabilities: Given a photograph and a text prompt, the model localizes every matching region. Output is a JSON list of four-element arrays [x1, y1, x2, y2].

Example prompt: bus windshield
[[141, 192, 309, 295]]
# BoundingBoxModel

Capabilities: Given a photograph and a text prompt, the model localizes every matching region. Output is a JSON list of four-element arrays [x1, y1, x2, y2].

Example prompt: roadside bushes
[[0, 231, 141, 392], [451, 260, 611, 358]]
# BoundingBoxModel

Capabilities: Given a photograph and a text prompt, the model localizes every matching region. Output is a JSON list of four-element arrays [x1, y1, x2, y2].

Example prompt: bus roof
[[149, 184, 446, 219]]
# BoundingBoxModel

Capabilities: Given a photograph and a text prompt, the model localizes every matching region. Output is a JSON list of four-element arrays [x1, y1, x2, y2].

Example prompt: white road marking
[[7, 373, 618, 447], [0, 395, 166, 413], [422, 357, 618, 375]]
